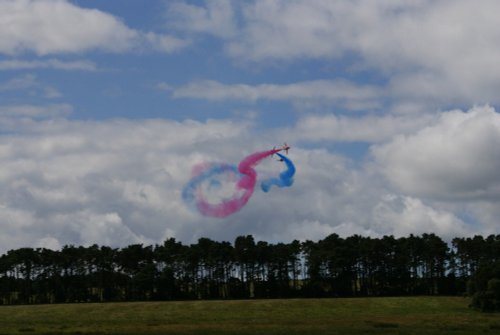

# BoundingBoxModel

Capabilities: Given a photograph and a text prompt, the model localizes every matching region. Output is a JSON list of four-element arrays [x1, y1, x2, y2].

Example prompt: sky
[[1, 0, 500, 253]]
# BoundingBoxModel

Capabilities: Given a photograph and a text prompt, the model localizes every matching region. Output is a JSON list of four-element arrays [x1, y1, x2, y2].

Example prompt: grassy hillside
[[0, 297, 499, 334]]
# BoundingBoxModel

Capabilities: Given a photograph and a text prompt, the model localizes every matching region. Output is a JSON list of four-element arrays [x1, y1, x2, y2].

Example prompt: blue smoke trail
[[182, 163, 240, 211], [260, 153, 295, 193]]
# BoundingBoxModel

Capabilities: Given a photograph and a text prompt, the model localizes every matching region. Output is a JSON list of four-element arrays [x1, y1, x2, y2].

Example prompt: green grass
[[0, 297, 499, 334]]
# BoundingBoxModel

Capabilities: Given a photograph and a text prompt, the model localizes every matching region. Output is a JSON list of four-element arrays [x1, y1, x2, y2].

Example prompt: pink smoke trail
[[191, 149, 280, 218]]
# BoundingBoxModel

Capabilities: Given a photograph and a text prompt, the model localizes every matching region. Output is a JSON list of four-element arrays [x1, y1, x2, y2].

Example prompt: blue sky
[[1, 0, 500, 253]]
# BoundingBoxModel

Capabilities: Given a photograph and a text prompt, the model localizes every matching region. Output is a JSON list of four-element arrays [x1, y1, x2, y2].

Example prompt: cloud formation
[[0, 0, 187, 55], [0, 115, 251, 252], [0, 74, 61, 98], [172, 79, 382, 111], [373, 105, 500, 201], [167, 0, 236, 38], [0, 1, 499, 253], [170, 0, 500, 105], [0, 107, 489, 253], [0, 59, 97, 71], [293, 113, 437, 143], [0, 103, 72, 120]]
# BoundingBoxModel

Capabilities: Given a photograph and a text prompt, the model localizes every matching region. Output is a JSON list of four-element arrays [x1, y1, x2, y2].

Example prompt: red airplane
[[281, 142, 290, 155], [272, 143, 290, 160]]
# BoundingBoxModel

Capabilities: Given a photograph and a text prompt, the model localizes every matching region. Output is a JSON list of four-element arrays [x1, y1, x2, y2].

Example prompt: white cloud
[[0, 205, 37, 252], [156, 82, 173, 92], [0, 115, 252, 252], [0, 74, 62, 98], [0, 0, 137, 55], [43, 86, 62, 98], [373, 105, 500, 200], [143, 32, 191, 53], [223, 0, 500, 70], [0, 59, 97, 71], [0, 0, 187, 55], [226, 0, 345, 60], [0, 73, 37, 91], [463, 202, 500, 236], [0, 107, 499, 253], [169, 0, 500, 105], [2, 1, 499, 252], [292, 113, 437, 143], [167, 0, 236, 38], [34, 236, 62, 250], [172, 79, 382, 110], [0, 103, 72, 119], [372, 194, 470, 239], [0, 104, 73, 136]]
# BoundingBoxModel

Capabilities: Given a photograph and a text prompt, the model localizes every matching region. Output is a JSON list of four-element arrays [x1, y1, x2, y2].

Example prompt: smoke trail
[[182, 163, 241, 215], [261, 153, 295, 192], [182, 148, 286, 218]]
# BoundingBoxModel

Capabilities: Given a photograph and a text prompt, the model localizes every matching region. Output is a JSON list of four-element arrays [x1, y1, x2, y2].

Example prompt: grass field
[[0, 297, 499, 335]]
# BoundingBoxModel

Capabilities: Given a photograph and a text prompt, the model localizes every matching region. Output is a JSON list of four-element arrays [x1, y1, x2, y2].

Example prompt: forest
[[0, 233, 499, 307]]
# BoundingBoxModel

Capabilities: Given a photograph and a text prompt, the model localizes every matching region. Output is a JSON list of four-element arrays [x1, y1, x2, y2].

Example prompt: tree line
[[0, 233, 499, 306]]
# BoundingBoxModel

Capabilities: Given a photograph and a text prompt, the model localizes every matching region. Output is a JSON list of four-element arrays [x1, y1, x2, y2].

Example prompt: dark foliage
[[468, 260, 500, 312], [0, 233, 499, 309]]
